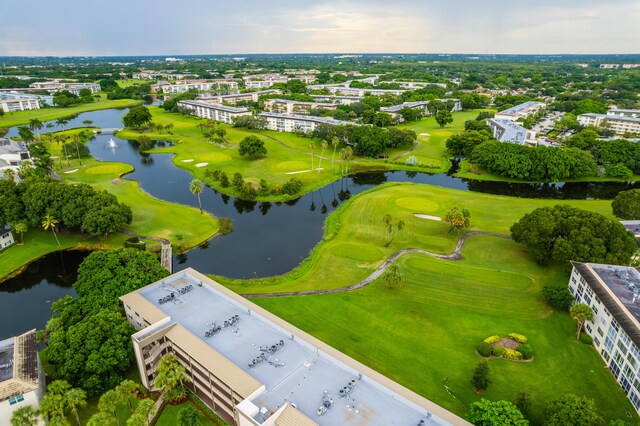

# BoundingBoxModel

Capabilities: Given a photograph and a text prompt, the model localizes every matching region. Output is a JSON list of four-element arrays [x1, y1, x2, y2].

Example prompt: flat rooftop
[[498, 101, 544, 116], [0, 338, 14, 383], [135, 271, 454, 426], [178, 100, 249, 113], [589, 264, 640, 323], [489, 119, 530, 144], [259, 112, 356, 126]]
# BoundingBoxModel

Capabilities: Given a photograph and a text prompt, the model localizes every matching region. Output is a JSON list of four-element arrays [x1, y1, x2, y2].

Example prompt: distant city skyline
[[1, 0, 639, 56]]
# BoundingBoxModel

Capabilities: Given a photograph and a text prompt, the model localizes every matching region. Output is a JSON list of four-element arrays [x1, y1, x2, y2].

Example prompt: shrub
[[504, 349, 523, 360], [508, 333, 528, 344], [258, 179, 270, 196], [484, 335, 501, 344], [281, 178, 303, 195], [219, 172, 230, 187], [218, 217, 233, 234], [580, 333, 593, 345], [232, 172, 244, 189], [240, 182, 257, 200], [476, 342, 492, 358], [542, 285, 574, 310], [471, 361, 491, 392], [517, 343, 534, 360], [405, 156, 418, 166], [492, 346, 506, 357]]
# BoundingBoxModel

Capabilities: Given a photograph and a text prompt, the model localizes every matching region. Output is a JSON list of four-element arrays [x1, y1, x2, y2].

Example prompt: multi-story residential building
[[494, 101, 546, 121], [380, 99, 462, 119], [0, 97, 40, 113], [120, 269, 467, 426], [177, 100, 251, 124], [623, 64, 640, 69], [0, 227, 14, 249], [133, 70, 199, 80], [263, 99, 337, 115], [0, 139, 31, 176], [158, 79, 239, 94], [569, 262, 640, 413], [244, 80, 274, 89], [0, 91, 53, 107], [29, 81, 101, 95], [243, 74, 289, 89], [200, 90, 281, 105], [600, 64, 621, 69], [608, 109, 640, 119], [307, 84, 407, 97], [0, 330, 44, 425], [392, 81, 448, 90], [487, 119, 537, 146], [259, 112, 355, 133], [577, 112, 640, 135], [309, 95, 363, 105]]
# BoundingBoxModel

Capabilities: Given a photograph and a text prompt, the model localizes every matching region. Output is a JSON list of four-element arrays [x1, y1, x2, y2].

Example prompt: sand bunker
[[414, 214, 441, 221], [181, 159, 194, 162], [195, 162, 208, 168], [286, 168, 324, 175], [64, 169, 78, 174], [111, 178, 125, 185], [419, 133, 431, 137]]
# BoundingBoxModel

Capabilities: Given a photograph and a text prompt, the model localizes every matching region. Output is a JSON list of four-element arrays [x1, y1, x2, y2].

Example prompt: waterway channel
[[3, 106, 640, 338]]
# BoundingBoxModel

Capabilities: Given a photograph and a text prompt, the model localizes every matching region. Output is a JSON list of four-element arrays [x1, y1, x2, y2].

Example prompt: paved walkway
[[119, 229, 172, 272], [243, 231, 509, 299]]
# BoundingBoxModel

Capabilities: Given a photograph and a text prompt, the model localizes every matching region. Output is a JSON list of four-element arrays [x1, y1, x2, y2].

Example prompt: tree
[[435, 110, 453, 128], [29, 118, 43, 142], [542, 285, 574, 310], [317, 140, 328, 172], [87, 412, 116, 426], [612, 189, 640, 219], [382, 214, 405, 247], [40, 380, 71, 423], [3, 168, 16, 182], [189, 179, 205, 214], [176, 406, 202, 426], [467, 399, 528, 426], [98, 390, 123, 426], [398, 107, 422, 122], [570, 303, 594, 341], [238, 136, 267, 158], [471, 361, 491, 393], [383, 264, 403, 289], [544, 394, 603, 426], [12, 221, 27, 244], [66, 387, 88, 426], [154, 354, 188, 402], [10, 405, 40, 426], [339, 146, 353, 175], [42, 214, 60, 246], [122, 106, 152, 129], [510, 205, 637, 266], [443, 207, 471, 234], [130, 399, 156, 426], [18, 126, 35, 144], [116, 379, 139, 413], [331, 136, 340, 170], [309, 142, 315, 171], [513, 392, 533, 421], [55, 118, 69, 133]]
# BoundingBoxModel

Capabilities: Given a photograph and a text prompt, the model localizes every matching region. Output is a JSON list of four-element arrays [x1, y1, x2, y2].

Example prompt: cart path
[[242, 231, 510, 298]]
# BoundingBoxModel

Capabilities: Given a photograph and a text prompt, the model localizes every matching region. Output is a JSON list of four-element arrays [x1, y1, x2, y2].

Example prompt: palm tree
[[317, 140, 328, 172], [115, 379, 139, 413], [72, 135, 82, 165], [87, 412, 116, 426], [17, 161, 32, 180], [339, 146, 353, 175], [154, 354, 189, 402], [189, 179, 205, 214], [12, 222, 27, 244], [42, 214, 60, 246], [10, 405, 40, 426], [66, 388, 87, 426], [309, 142, 315, 171], [55, 118, 69, 133], [29, 118, 43, 142], [98, 390, 122, 426], [570, 303, 594, 340], [383, 264, 404, 289], [18, 126, 35, 144], [3, 168, 15, 182], [331, 136, 339, 170], [386, 219, 405, 247], [133, 399, 157, 426]]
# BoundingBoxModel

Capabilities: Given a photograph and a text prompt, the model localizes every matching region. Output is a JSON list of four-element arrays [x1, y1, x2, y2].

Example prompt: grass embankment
[[216, 182, 635, 423], [0, 98, 141, 129], [116, 107, 476, 200]]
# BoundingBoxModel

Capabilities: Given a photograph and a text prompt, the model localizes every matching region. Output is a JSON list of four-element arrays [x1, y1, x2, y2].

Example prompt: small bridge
[[96, 128, 122, 134]]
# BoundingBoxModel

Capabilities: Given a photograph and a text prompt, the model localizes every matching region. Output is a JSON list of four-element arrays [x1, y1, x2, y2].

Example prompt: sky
[[1, 0, 639, 56]]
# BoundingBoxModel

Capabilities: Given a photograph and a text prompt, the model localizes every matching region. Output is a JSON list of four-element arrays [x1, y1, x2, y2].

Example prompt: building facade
[[577, 112, 640, 135], [569, 262, 640, 413], [380, 99, 462, 119], [200, 90, 282, 106], [0, 228, 14, 249], [487, 118, 537, 145], [159, 80, 239, 94], [0, 97, 40, 113], [178, 101, 251, 124], [0, 139, 31, 177], [262, 99, 338, 115], [120, 269, 467, 426], [0, 330, 44, 426], [259, 113, 355, 133], [494, 101, 546, 121], [29, 81, 101, 95]]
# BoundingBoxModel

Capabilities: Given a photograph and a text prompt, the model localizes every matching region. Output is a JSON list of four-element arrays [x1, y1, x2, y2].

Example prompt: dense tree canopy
[[238, 136, 268, 158], [467, 399, 528, 426], [446, 129, 494, 157], [612, 189, 640, 219], [122, 105, 152, 128], [510, 205, 637, 266], [544, 394, 603, 426]]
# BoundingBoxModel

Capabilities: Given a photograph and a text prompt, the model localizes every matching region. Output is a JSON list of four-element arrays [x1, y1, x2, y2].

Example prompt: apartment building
[[569, 262, 640, 413], [0, 97, 40, 113], [600, 64, 621, 69], [494, 101, 546, 121], [200, 90, 282, 105], [487, 118, 537, 146], [262, 99, 337, 115], [29, 81, 101, 95], [158, 79, 239, 94], [0, 139, 31, 173], [259, 113, 355, 133], [309, 95, 363, 105], [0, 228, 14, 249], [178, 101, 251, 124], [380, 99, 462, 119], [133, 71, 199, 80], [0, 330, 44, 426], [392, 81, 448, 90], [120, 269, 467, 426], [307, 84, 407, 97], [577, 112, 640, 135]]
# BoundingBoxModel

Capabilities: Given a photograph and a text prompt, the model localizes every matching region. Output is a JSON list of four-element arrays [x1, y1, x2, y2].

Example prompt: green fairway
[[252, 235, 636, 423], [0, 98, 140, 129], [220, 182, 612, 294]]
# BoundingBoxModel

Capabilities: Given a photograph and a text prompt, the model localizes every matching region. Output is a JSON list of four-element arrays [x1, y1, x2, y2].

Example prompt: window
[[594, 337, 601, 347], [8, 394, 24, 405], [618, 340, 629, 356], [586, 324, 592, 332], [624, 364, 635, 380], [597, 327, 604, 337]]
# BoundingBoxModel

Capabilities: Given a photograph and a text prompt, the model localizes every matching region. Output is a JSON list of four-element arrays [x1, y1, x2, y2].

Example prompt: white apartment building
[[0, 330, 44, 426], [569, 262, 640, 414], [308, 85, 407, 97], [380, 99, 462, 119], [0, 97, 40, 113], [0, 228, 14, 249], [600, 64, 621, 69], [200, 90, 281, 105], [120, 269, 467, 426], [309, 95, 363, 105], [487, 119, 537, 146], [577, 112, 640, 135], [178, 100, 251, 124], [623, 64, 640, 69], [0, 139, 31, 176], [259, 112, 355, 133], [133, 71, 199, 80], [494, 101, 546, 121], [29, 81, 101, 95], [159, 79, 239, 94], [244, 80, 274, 89], [392, 81, 448, 90], [262, 99, 338, 115]]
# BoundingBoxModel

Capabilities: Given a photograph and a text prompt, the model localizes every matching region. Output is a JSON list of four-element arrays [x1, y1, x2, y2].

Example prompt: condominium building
[[600, 64, 621, 69], [120, 269, 467, 426], [308, 84, 407, 97], [0, 139, 31, 171], [158, 79, 239, 94], [0, 330, 44, 426], [0, 228, 14, 249], [309, 95, 363, 105], [487, 118, 537, 146], [177, 101, 251, 124], [623, 64, 640, 69], [243, 74, 289, 89], [28, 81, 101, 95], [392, 81, 448, 90], [133, 71, 199, 80], [201, 90, 282, 106], [380, 99, 462, 119], [262, 99, 338, 115], [0, 97, 40, 113], [494, 101, 546, 121], [577, 112, 640, 135], [259, 112, 355, 133], [569, 262, 640, 413], [608, 109, 640, 119]]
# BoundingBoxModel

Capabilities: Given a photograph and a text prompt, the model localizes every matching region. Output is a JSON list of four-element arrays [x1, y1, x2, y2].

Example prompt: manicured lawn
[[252, 235, 638, 424], [116, 79, 148, 88], [220, 182, 612, 294], [0, 98, 140, 128]]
